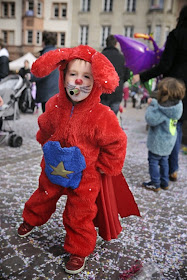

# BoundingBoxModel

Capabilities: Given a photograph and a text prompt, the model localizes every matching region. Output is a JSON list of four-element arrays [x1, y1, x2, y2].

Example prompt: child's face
[[65, 59, 94, 104]]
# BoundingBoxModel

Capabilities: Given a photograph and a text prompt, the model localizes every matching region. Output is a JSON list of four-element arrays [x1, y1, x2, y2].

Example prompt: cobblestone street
[[0, 104, 186, 280]]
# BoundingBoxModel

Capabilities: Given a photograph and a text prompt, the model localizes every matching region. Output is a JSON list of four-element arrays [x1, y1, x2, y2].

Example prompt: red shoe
[[18, 221, 34, 237], [65, 254, 87, 274]]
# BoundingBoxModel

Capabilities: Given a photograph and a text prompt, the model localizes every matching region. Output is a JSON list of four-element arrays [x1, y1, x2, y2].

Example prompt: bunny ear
[[31, 48, 71, 77], [91, 52, 119, 93], [31, 45, 119, 94]]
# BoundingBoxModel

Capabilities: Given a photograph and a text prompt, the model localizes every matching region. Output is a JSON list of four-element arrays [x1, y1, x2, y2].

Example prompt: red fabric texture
[[21, 44, 141, 257], [94, 173, 140, 241], [31, 45, 119, 95]]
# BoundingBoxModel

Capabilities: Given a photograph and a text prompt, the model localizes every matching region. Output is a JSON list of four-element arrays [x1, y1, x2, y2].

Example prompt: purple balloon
[[115, 34, 164, 74]]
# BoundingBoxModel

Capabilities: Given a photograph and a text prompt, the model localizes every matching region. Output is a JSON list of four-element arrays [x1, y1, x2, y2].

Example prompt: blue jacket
[[31, 45, 59, 103], [145, 99, 183, 156]]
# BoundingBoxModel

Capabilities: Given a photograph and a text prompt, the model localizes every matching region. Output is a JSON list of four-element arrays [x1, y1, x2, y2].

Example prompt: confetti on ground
[[0, 106, 186, 279]]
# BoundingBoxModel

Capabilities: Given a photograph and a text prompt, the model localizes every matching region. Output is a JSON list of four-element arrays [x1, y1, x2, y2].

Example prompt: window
[[124, 26, 134, 37], [147, 25, 151, 35], [154, 25, 161, 45], [166, 0, 173, 12], [2, 30, 14, 45], [10, 2, 15, 16], [28, 0, 34, 11], [103, 0, 113, 12], [2, 2, 15, 17], [9, 31, 14, 44], [81, 0, 91, 12], [2, 2, 8, 17], [150, 0, 164, 10], [36, 31, 42, 45], [61, 4, 67, 17], [126, 0, 136, 12], [59, 32, 65, 46], [80, 26, 89, 45], [26, 0, 34, 16], [27, 30, 33, 44], [146, 25, 153, 48], [165, 26, 170, 41], [37, 1, 42, 16], [2, 31, 8, 44], [54, 4, 59, 17], [52, 3, 67, 19], [101, 26, 111, 47]]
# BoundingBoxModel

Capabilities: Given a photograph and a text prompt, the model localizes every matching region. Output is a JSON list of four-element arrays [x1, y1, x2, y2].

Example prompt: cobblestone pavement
[[0, 104, 187, 280]]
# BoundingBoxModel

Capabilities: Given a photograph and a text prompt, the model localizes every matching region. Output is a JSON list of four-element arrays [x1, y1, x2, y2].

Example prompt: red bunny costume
[[21, 45, 140, 258]]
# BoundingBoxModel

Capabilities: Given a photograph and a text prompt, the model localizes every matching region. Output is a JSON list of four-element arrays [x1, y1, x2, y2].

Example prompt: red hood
[[31, 45, 119, 109]]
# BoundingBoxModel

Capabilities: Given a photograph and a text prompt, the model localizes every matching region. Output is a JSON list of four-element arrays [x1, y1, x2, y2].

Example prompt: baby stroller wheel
[[19, 100, 27, 113], [8, 134, 23, 147]]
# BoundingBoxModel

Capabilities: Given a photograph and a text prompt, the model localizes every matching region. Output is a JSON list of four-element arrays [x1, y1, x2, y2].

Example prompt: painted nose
[[75, 79, 83, 85]]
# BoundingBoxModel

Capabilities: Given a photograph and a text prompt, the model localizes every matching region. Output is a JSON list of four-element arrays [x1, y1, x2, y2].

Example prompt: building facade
[[0, 0, 186, 60], [0, 0, 72, 59]]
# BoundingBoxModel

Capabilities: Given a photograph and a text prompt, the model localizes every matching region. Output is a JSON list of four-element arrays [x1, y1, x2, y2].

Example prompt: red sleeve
[[95, 109, 127, 176], [36, 113, 53, 145]]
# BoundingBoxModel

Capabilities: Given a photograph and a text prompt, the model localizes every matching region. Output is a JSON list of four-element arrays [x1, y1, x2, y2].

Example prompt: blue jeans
[[148, 151, 169, 188], [169, 121, 183, 174]]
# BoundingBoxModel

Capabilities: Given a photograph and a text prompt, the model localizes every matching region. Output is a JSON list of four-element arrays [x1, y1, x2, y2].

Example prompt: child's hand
[[0, 96, 3, 107], [147, 98, 152, 105]]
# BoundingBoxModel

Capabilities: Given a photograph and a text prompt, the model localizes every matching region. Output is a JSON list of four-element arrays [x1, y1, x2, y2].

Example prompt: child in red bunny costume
[[18, 45, 140, 274]]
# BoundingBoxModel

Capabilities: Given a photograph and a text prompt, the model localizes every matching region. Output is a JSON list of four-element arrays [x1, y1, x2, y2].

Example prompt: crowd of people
[[0, 4, 186, 276]]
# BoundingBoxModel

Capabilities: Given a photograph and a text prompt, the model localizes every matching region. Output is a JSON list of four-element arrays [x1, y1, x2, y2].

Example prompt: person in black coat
[[133, 5, 187, 182], [29, 31, 59, 112], [0, 38, 9, 81], [18, 60, 30, 78], [101, 35, 130, 115]]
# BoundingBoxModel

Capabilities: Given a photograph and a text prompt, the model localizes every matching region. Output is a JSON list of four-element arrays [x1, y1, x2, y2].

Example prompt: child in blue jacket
[[143, 77, 185, 192]]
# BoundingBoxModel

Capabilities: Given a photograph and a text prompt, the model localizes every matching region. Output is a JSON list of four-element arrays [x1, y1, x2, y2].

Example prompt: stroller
[[18, 77, 36, 113], [0, 74, 26, 147]]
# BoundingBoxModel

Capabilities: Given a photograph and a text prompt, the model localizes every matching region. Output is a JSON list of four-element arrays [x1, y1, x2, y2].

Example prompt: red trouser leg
[[23, 169, 65, 226], [63, 177, 100, 257]]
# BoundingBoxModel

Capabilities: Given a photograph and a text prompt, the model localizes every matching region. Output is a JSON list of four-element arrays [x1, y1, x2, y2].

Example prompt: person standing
[[17, 45, 140, 275], [0, 38, 9, 81], [29, 31, 59, 112], [18, 59, 30, 78], [133, 5, 187, 182], [123, 81, 129, 108], [101, 35, 130, 115], [143, 78, 185, 192]]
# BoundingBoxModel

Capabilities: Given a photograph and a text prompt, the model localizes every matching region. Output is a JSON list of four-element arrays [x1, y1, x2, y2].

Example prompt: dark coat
[[0, 55, 9, 80], [140, 26, 187, 121], [18, 67, 30, 78], [101, 47, 130, 104], [31, 45, 59, 103]]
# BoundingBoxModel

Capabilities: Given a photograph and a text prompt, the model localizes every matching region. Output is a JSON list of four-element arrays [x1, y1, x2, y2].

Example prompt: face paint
[[65, 59, 94, 104], [75, 79, 83, 85], [69, 88, 80, 95]]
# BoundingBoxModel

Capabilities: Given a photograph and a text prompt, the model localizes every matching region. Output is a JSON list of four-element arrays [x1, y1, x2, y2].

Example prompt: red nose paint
[[75, 79, 83, 85]]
